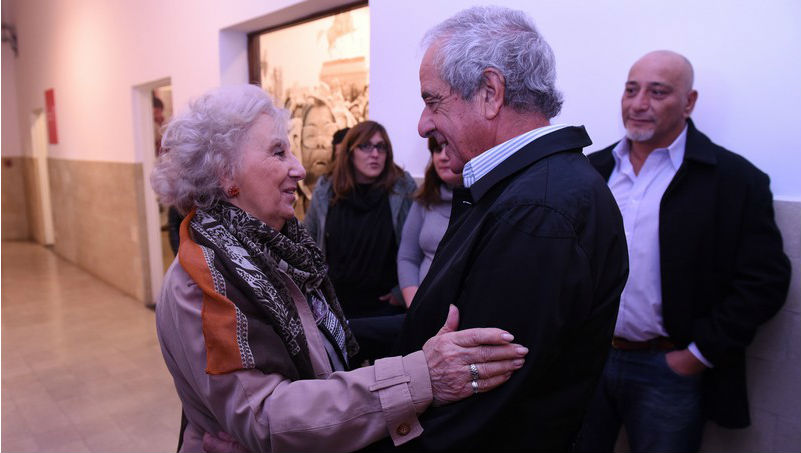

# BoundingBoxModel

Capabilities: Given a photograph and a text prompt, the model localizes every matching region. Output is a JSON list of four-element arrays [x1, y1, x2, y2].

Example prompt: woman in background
[[305, 121, 417, 319], [397, 137, 462, 306]]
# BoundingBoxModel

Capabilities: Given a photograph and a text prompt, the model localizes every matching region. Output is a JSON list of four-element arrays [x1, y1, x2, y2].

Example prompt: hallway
[[1, 241, 181, 452]]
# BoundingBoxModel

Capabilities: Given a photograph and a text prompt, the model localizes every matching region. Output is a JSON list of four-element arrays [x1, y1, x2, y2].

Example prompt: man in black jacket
[[382, 6, 629, 451], [576, 50, 790, 452]]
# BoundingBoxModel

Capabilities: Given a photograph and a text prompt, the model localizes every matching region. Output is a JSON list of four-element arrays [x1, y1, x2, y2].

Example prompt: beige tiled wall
[[47, 158, 151, 303], [22, 157, 46, 245], [700, 200, 800, 451], [1, 156, 30, 240]]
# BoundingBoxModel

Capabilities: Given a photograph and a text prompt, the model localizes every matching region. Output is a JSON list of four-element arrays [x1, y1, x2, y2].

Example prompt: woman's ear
[[219, 168, 236, 194]]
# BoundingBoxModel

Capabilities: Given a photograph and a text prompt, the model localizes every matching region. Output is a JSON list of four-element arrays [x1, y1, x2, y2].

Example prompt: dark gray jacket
[[390, 126, 629, 452], [304, 171, 417, 255]]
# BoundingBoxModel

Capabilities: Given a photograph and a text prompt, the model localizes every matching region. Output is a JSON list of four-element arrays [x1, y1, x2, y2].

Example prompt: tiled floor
[[2, 241, 181, 452]]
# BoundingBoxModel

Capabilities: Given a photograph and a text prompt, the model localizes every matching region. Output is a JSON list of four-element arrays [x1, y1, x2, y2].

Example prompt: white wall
[[10, 0, 798, 198], [370, 0, 801, 199]]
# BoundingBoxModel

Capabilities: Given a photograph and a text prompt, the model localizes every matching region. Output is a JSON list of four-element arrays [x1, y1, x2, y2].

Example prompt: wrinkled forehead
[[419, 45, 437, 78], [419, 45, 451, 97], [245, 112, 289, 148], [271, 111, 290, 140]]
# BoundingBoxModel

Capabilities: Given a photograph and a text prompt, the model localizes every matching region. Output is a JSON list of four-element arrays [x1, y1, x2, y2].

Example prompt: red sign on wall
[[45, 89, 58, 144]]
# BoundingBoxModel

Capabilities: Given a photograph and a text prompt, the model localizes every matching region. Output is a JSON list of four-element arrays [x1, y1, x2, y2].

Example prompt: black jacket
[[389, 126, 629, 451], [587, 119, 791, 428]]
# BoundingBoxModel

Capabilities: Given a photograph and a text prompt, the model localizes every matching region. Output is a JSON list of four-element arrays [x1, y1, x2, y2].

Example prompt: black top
[[371, 126, 629, 452], [325, 184, 398, 318]]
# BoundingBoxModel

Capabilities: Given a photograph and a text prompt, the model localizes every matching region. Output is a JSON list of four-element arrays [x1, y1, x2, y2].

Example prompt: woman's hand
[[378, 291, 404, 307], [422, 305, 527, 406], [401, 286, 418, 308]]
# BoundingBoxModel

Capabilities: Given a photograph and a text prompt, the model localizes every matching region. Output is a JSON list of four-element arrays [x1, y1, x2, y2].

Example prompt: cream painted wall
[[7, 0, 349, 163], [370, 0, 801, 199], [5, 0, 357, 301], [2, 40, 22, 157]]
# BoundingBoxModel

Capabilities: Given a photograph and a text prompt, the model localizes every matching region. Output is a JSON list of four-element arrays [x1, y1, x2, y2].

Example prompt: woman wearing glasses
[[305, 121, 416, 320]]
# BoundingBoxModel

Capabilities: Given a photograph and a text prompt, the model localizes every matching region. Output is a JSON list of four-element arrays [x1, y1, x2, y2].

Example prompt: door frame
[[29, 109, 55, 245], [132, 77, 171, 305]]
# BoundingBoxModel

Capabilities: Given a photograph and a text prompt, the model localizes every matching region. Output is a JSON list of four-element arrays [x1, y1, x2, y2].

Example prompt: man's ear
[[479, 68, 505, 120], [684, 89, 698, 118]]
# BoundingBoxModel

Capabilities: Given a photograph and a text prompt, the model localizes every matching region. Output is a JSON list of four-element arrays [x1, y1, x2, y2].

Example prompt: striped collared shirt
[[462, 124, 570, 188]]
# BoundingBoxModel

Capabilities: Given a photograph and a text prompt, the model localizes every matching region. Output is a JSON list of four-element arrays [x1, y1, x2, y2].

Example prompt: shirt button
[[396, 423, 411, 436]]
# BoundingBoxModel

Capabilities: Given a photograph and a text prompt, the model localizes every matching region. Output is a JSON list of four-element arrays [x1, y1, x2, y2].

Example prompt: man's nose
[[418, 108, 433, 138], [632, 91, 649, 111]]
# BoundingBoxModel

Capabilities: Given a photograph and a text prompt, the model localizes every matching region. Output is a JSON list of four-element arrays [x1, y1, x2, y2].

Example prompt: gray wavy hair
[[150, 84, 288, 214], [423, 6, 563, 118]]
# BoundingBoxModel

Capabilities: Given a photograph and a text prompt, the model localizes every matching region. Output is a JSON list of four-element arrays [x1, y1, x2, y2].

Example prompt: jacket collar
[[469, 125, 593, 201], [683, 118, 717, 165], [594, 118, 716, 181]]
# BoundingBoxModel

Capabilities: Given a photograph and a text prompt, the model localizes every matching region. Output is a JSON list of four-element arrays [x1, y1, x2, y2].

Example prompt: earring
[[226, 186, 240, 198]]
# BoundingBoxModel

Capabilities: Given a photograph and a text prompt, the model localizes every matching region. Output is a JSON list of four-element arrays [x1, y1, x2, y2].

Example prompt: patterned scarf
[[180, 201, 358, 379]]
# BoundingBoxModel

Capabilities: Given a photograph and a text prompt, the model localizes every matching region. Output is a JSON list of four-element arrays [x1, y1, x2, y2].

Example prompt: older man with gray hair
[[375, 6, 629, 451]]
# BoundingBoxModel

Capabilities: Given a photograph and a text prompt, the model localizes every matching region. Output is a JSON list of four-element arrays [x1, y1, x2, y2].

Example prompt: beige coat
[[156, 259, 432, 452]]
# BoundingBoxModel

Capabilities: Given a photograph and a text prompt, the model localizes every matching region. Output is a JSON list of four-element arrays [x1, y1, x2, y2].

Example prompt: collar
[[467, 125, 593, 202], [462, 124, 570, 188], [683, 118, 717, 165], [612, 124, 688, 173]]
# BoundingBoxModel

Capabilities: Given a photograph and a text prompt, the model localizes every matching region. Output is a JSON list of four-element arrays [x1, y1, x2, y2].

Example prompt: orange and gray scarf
[[178, 201, 358, 379]]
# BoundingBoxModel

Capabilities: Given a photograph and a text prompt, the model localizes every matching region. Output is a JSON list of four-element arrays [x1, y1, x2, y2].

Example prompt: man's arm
[[692, 171, 791, 366]]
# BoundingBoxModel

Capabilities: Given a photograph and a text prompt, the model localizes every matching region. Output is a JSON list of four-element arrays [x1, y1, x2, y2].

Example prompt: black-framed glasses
[[356, 142, 388, 154]]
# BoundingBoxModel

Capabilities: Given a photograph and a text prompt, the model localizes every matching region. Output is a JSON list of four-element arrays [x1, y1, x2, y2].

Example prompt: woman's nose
[[289, 153, 306, 180]]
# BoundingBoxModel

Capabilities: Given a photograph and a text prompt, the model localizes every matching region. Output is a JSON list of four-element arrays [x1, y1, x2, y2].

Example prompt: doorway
[[133, 78, 172, 305], [152, 85, 176, 274], [29, 110, 54, 245]]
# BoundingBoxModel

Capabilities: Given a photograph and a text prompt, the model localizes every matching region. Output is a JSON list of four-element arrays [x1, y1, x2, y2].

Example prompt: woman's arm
[[158, 266, 526, 453], [401, 287, 419, 308], [397, 202, 425, 306]]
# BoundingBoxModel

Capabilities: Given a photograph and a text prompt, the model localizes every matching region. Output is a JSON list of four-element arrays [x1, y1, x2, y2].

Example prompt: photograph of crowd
[[254, 4, 370, 218]]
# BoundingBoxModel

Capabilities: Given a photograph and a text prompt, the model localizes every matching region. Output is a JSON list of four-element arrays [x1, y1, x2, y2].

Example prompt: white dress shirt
[[462, 124, 569, 187], [608, 126, 712, 367]]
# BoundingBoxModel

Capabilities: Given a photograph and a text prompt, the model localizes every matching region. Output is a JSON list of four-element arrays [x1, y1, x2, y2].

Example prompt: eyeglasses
[[356, 142, 389, 154]]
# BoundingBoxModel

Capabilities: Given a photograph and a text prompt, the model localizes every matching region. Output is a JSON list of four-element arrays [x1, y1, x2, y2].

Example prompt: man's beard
[[625, 126, 655, 143]]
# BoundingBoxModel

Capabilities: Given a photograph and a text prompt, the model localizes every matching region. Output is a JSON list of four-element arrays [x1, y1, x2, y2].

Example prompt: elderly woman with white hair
[[150, 84, 527, 453]]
